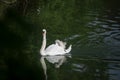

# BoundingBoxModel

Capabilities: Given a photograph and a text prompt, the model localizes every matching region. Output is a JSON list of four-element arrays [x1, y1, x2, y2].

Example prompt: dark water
[[0, 0, 120, 80]]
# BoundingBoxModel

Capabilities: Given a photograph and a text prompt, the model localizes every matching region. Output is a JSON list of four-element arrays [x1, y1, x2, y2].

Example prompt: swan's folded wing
[[45, 44, 56, 52], [45, 44, 65, 55]]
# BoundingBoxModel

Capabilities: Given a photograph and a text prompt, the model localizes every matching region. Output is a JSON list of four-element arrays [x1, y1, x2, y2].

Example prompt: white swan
[[40, 29, 72, 56]]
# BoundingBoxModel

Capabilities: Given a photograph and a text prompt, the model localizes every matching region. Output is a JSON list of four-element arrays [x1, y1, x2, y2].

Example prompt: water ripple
[[72, 63, 87, 72]]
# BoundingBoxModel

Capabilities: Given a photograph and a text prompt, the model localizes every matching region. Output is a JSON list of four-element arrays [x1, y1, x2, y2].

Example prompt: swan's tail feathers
[[65, 45, 72, 53]]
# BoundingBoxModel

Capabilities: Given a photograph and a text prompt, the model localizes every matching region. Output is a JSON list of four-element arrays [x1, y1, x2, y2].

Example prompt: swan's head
[[42, 29, 46, 34]]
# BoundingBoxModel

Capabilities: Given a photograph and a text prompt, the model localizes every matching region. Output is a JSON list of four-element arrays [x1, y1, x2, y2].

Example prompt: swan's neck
[[40, 33, 46, 55]]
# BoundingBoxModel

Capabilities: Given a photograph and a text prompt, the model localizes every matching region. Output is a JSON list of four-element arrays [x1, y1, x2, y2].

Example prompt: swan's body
[[40, 29, 72, 56]]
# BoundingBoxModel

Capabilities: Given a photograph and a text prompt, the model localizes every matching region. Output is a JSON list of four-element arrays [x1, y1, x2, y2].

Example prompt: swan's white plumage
[[40, 29, 72, 56], [45, 43, 66, 55]]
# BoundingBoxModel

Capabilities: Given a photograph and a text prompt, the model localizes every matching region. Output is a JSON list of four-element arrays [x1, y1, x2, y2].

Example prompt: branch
[[0, 0, 17, 4]]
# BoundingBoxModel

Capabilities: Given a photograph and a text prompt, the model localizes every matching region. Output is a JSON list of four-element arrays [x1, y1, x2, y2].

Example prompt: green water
[[0, 0, 120, 80]]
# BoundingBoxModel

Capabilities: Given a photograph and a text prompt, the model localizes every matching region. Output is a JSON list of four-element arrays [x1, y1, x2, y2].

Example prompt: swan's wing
[[45, 44, 66, 55], [45, 44, 56, 52]]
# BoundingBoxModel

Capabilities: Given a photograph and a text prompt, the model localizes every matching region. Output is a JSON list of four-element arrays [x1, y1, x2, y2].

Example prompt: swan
[[40, 29, 72, 56]]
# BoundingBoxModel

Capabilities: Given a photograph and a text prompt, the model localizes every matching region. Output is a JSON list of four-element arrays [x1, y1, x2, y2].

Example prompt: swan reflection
[[40, 54, 71, 80]]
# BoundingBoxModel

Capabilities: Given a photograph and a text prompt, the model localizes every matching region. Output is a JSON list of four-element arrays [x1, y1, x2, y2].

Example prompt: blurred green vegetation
[[0, 0, 44, 80]]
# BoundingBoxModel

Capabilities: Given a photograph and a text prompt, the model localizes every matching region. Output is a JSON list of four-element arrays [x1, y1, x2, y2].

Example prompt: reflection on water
[[107, 62, 120, 80], [72, 63, 86, 72], [40, 55, 120, 80], [40, 54, 71, 80]]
